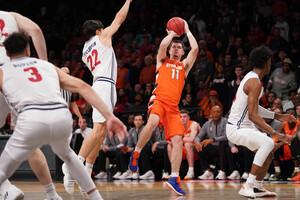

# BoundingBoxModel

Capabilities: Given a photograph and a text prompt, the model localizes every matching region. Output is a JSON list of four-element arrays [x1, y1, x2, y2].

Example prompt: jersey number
[[23, 67, 42, 82], [87, 49, 101, 71], [171, 69, 179, 80]]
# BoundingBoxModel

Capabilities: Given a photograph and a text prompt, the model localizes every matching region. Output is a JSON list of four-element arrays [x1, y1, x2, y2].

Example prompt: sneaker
[[238, 182, 255, 198], [166, 177, 186, 196], [292, 172, 300, 181], [227, 170, 240, 180], [0, 185, 24, 200], [253, 187, 277, 198], [269, 172, 283, 181], [132, 172, 139, 180], [263, 172, 270, 181], [118, 170, 132, 179], [139, 170, 155, 180], [62, 163, 75, 194], [78, 185, 89, 199], [198, 170, 214, 180], [241, 172, 249, 180], [287, 170, 299, 181], [128, 151, 140, 173], [162, 172, 170, 180], [94, 171, 107, 179], [184, 171, 194, 180], [113, 171, 122, 179], [215, 170, 226, 180]]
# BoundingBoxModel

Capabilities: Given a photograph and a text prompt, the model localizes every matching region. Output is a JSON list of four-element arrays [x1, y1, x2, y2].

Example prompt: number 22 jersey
[[82, 35, 117, 83]]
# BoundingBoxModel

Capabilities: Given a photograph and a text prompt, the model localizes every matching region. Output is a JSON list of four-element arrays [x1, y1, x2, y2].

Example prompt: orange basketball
[[166, 17, 185, 36]]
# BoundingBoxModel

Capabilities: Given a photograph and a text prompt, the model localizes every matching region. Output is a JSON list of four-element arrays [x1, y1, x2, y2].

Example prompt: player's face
[[134, 116, 144, 128], [180, 113, 190, 125], [169, 42, 184, 58]]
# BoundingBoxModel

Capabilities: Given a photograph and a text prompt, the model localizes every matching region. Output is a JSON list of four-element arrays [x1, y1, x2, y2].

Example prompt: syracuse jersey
[[184, 120, 196, 137], [82, 35, 117, 83], [151, 57, 186, 106]]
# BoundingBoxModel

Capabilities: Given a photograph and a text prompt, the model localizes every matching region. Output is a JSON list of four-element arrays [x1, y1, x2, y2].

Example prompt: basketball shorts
[[226, 124, 273, 151], [0, 92, 10, 128], [92, 81, 116, 123], [148, 99, 184, 141]]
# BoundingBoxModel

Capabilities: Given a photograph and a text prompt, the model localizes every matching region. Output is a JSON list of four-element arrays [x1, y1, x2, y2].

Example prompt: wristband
[[186, 32, 192, 36]]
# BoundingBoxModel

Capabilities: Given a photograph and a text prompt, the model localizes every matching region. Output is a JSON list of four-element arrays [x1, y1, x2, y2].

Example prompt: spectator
[[188, 12, 206, 39], [116, 59, 129, 90], [272, 98, 283, 110], [274, 15, 289, 42], [283, 91, 299, 112], [228, 65, 244, 109], [180, 94, 196, 109], [296, 104, 300, 121], [139, 55, 156, 87], [274, 49, 288, 68], [196, 80, 208, 102], [198, 40, 214, 63], [126, 93, 147, 113], [198, 90, 223, 121], [289, 27, 300, 63], [128, 56, 143, 89], [213, 16, 229, 43], [267, 92, 277, 109], [139, 34, 152, 59], [194, 105, 228, 180], [223, 53, 234, 81], [193, 49, 214, 86], [269, 27, 288, 55], [241, 55, 252, 75]]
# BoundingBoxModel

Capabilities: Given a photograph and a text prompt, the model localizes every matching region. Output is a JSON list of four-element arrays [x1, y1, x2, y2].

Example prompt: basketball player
[[62, 0, 133, 195], [226, 46, 295, 198], [129, 20, 198, 195], [0, 32, 127, 200], [0, 11, 61, 200]]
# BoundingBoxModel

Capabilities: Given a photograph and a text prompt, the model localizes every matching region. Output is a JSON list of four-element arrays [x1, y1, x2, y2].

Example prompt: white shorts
[[92, 81, 116, 123], [5, 108, 72, 161], [0, 92, 10, 128], [226, 124, 273, 151]]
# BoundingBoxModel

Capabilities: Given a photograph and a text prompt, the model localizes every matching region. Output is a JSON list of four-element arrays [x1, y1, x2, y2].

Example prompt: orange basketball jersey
[[152, 57, 186, 106], [184, 120, 196, 136]]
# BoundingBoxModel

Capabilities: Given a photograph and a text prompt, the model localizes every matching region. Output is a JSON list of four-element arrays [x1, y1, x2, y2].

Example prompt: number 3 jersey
[[1, 57, 67, 114], [152, 57, 186, 106], [82, 35, 117, 83]]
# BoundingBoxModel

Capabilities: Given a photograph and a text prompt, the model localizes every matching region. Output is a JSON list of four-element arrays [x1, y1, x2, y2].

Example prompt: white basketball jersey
[[0, 11, 19, 64], [1, 57, 67, 115], [82, 35, 117, 83], [228, 71, 263, 129]]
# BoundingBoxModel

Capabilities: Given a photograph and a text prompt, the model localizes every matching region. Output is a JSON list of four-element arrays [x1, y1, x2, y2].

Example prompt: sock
[[188, 167, 194, 173], [88, 189, 103, 200], [246, 173, 256, 185], [134, 147, 141, 153], [254, 180, 263, 189], [44, 183, 59, 199], [295, 167, 300, 172], [85, 163, 93, 176], [78, 155, 85, 164], [170, 172, 179, 177], [0, 179, 12, 191], [275, 166, 281, 173]]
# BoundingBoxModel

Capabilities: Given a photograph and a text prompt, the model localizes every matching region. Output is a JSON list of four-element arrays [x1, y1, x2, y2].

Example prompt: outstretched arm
[[10, 12, 47, 60], [182, 20, 198, 76], [101, 0, 132, 46]]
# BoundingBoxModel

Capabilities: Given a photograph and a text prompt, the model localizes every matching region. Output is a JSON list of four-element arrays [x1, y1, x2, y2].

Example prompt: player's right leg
[[129, 114, 160, 173]]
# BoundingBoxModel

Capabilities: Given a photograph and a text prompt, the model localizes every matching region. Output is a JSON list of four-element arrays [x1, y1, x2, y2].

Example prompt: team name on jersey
[[83, 41, 96, 57], [13, 60, 37, 68], [166, 63, 182, 70]]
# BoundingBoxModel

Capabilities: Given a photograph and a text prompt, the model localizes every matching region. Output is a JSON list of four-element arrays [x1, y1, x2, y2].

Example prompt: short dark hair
[[82, 20, 104, 39], [249, 46, 273, 69], [180, 109, 189, 115], [167, 39, 185, 52], [3, 32, 30, 57]]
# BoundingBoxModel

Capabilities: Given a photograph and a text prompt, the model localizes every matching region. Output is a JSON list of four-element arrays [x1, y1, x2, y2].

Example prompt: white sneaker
[[239, 182, 255, 198], [139, 170, 155, 180], [216, 170, 226, 180], [113, 171, 122, 179], [118, 170, 132, 179], [162, 172, 170, 180], [132, 172, 139, 180], [78, 185, 89, 199], [227, 170, 240, 180], [263, 172, 270, 180], [253, 187, 277, 197], [62, 163, 75, 194], [198, 170, 214, 180], [94, 171, 107, 179], [0, 185, 24, 200], [241, 172, 249, 180], [184, 171, 194, 180]]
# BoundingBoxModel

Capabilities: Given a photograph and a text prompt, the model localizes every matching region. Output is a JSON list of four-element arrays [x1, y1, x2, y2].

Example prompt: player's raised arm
[[10, 12, 47, 61], [182, 20, 198, 75], [156, 31, 178, 67], [101, 0, 132, 41]]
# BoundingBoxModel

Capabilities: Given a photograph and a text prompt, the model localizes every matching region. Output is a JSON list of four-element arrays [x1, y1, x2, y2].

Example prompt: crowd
[[1, 0, 300, 181]]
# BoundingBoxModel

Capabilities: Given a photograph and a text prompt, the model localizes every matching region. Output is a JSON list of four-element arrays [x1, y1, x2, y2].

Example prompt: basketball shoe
[[0, 185, 24, 200], [253, 187, 277, 197], [215, 170, 226, 180], [166, 177, 186, 196], [139, 170, 155, 180], [238, 182, 255, 198], [198, 170, 214, 180], [227, 170, 240, 180], [62, 163, 75, 194], [94, 171, 107, 179], [292, 172, 300, 181], [162, 172, 170, 180], [184, 171, 194, 180], [128, 151, 140, 173]]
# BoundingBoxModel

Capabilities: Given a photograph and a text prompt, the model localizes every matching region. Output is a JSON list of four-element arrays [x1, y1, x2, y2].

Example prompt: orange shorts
[[148, 99, 184, 141], [182, 145, 198, 160]]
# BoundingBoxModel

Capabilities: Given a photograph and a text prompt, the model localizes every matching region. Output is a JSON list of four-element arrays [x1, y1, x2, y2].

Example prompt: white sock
[[246, 173, 256, 185], [44, 183, 59, 199], [88, 189, 103, 200], [188, 167, 194, 173], [134, 147, 141, 153], [0, 179, 12, 191], [254, 180, 263, 189], [275, 166, 281, 173], [170, 172, 179, 177], [78, 155, 85, 164], [85, 163, 93, 176]]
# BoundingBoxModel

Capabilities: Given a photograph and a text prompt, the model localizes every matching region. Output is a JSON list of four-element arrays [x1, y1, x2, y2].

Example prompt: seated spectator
[[192, 49, 214, 86], [274, 49, 288, 69], [272, 98, 283, 110], [194, 105, 228, 180], [143, 82, 153, 104], [228, 65, 244, 109], [283, 91, 299, 112], [267, 92, 277, 109], [126, 93, 147, 113], [241, 55, 252, 75], [181, 82, 194, 101], [268, 27, 288, 55], [196, 80, 208, 102], [116, 59, 129, 90], [197, 90, 223, 121], [296, 104, 300, 121], [139, 55, 156, 87], [180, 94, 196, 109]]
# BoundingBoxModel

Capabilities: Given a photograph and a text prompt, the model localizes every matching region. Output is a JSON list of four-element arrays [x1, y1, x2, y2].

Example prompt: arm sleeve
[[258, 105, 275, 119]]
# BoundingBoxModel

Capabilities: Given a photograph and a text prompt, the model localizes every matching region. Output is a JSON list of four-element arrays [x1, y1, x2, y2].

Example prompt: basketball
[[166, 17, 185, 36]]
